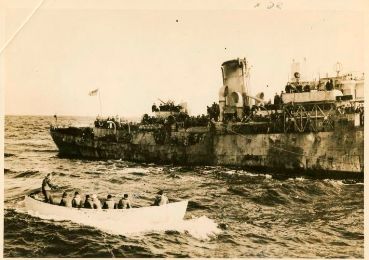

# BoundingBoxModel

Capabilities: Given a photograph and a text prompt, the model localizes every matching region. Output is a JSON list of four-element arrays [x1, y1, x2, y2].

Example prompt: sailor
[[83, 195, 93, 209], [91, 194, 102, 209], [153, 190, 169, 206], [59, 192, 72, 207], [102, 194, 117, 209], [72, 191, 82, 208], [360, 108, 364, 126], [152, 103, 158, 112], [296, 85, 303, 92], [42, 173, 57, 203], [273, 93, 281, 106], [118, 194, 132, 209], [285, 84, 293, 93], [325, 79, 334, 91]]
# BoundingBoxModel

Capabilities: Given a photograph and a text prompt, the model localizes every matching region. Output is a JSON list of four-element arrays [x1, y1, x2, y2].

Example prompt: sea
[[3, 115, 364, 258]]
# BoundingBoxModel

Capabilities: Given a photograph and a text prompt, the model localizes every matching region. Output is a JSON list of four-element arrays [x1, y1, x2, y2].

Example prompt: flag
[[89, 88, 99, 96]]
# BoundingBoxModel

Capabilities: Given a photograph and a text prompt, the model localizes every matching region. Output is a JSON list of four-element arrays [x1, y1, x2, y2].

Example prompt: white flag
[[89, 88, 99, 96]]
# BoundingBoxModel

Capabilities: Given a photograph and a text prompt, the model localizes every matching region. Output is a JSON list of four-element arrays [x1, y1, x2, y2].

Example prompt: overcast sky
[[1, 0, 366, 117]]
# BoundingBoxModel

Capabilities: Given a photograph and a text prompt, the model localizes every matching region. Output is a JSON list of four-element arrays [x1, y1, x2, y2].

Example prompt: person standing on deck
[[42, 173, 57, 203]]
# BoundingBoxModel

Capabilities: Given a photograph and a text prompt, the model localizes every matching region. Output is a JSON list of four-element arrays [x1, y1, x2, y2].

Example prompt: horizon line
[[3, 113, 142, 118]]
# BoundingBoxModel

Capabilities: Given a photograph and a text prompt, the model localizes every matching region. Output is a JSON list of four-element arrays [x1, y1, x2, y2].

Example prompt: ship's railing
[[281, 89, 343, 104], [225, 101, 364, 135]]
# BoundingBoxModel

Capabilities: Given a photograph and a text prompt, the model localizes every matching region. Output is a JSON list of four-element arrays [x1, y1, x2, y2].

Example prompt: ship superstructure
[[217, 58, 364, 134]]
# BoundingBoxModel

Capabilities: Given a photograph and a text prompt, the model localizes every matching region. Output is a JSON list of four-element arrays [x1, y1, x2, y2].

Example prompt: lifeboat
[[24, 195, 188, 228]]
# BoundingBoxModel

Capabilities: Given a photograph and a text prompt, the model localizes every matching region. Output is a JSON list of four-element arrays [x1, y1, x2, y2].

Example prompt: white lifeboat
[[24, 195, 188, 230]]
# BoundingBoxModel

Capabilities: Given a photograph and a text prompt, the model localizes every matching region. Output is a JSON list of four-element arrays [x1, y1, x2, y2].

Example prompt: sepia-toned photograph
[[1, 0, 366, 258]]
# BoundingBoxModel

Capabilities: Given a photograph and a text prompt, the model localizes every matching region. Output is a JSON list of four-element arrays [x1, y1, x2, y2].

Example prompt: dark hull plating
[[50, 126, 364, 177]]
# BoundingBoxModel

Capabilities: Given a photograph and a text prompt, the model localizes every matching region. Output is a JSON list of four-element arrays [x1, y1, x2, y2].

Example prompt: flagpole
[[98, 90, 103, 116]]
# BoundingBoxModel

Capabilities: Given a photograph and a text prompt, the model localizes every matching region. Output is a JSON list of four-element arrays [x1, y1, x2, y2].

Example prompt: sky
[[1, 0, 367, 117]]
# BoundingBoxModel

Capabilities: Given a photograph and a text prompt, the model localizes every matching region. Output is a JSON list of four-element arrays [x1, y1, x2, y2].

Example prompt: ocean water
[[4, 115, 364, 258]]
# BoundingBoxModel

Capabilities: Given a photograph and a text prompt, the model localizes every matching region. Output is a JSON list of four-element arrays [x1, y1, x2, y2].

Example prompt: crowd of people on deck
[[141, 113, 209, 128], [152, 101, 182, 112], [94, 116, 124, 129], [284, 78, 351, 94], [40, 173, 169, 209]]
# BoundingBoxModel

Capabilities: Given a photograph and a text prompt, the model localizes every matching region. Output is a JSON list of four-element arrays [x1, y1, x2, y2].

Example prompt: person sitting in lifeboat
[[153, 190, 169, 206], [91, 194, 102, 209], [72, 191, 82, 208], [83, 195, 93, 209], [59, 191, 72, 207], [118, 194, 132, 209], [102, 194, 117, 209]]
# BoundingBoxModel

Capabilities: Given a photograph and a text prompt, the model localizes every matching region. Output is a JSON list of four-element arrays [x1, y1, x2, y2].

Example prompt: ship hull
[[51, 128, 213, 164], [50, 126, 364, 177], [213, 130, 363, 174]]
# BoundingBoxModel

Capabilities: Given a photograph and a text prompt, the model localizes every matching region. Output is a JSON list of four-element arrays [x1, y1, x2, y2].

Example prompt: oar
[[28, 187, 42, 196], [54, 185, 70, 191], [4, 187, 41, 203]]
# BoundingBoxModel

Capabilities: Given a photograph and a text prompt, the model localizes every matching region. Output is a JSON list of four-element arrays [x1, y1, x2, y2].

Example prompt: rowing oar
[[54, 185, 73, 192], [4, 187, 41, 203], [4, 185, 69, 203]]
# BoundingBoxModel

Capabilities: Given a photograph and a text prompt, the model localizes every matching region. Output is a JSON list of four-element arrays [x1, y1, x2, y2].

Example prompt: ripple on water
[[14, 170, 40, 178]]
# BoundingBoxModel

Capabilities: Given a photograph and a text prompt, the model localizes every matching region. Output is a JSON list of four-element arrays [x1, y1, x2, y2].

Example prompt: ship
[[50, 58, 364, 178]]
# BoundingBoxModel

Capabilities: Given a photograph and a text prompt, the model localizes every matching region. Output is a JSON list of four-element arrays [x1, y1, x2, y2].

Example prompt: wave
[[250, 189, 289, 206], [9, 140, 52, 148], [227, 186, 251, 197], [177, 166, 195, 172], [14, 170, 40, 178], [24, 149, 59, 153], [5, 134, 19, 138], [84, 171, 103, 175], [53, 170, 71, 177], [129, 171, 147, 177], [187, 201, 209, 211], [216, 170, 272, 185], [4, 168, 16, 174], [121, 168, 150, 175], [114, 176, 138, 184]]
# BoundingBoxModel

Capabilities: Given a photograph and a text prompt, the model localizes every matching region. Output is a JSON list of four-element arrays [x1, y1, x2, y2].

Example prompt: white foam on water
[[243, 172, 260, 177], [177, 216, 222, 240], [323, 179, 343, 186], [119, 168, 150, 174], [99, 215, 221, 240], [288, 177, 306, 182]]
